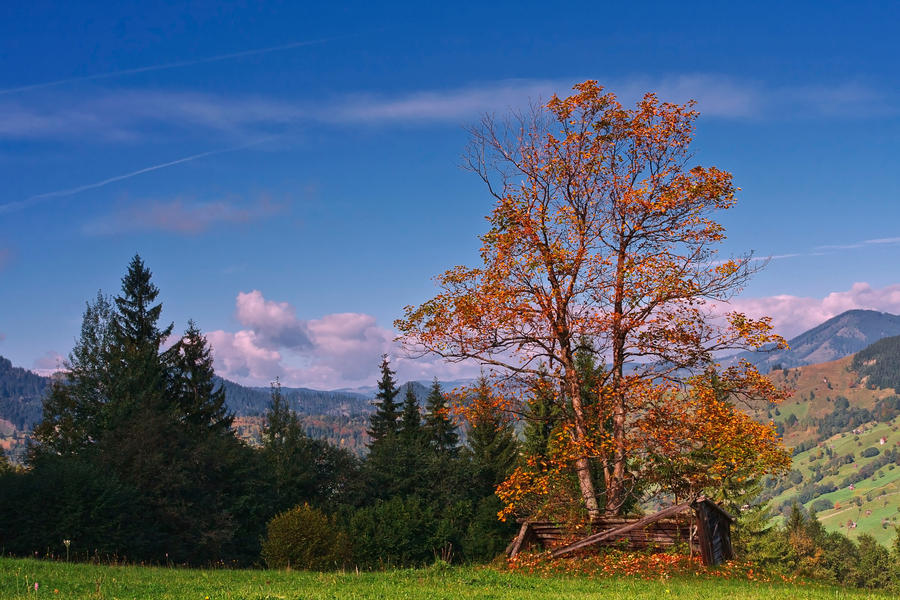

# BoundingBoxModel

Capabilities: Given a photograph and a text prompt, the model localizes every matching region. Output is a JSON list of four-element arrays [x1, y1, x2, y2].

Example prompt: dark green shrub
[[347, 495, 437, 569], [811, 498, 834, 513], [861, 447, 880, 458], [261, 503, 350, 570]]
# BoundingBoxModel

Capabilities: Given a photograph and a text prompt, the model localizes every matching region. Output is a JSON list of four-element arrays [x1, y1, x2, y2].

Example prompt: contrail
[[0, 36, 340, 96], [0, 140, 270, 214]]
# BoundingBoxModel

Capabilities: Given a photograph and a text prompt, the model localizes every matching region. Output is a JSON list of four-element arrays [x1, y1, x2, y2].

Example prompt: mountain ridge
[[731, 309, 900, 371]]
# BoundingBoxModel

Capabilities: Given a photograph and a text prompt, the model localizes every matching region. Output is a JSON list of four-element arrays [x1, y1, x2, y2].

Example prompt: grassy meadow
[[1, 557, 896, 600]]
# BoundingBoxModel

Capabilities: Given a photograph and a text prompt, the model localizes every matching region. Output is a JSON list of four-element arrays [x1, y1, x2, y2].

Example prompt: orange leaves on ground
[[505, 550, 798, 584]]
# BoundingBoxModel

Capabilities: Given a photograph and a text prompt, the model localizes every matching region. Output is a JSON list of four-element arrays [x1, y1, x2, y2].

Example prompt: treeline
[[816, 395, 900, 438], [0, 256, 517, 567], [216, 377, 373, 420]]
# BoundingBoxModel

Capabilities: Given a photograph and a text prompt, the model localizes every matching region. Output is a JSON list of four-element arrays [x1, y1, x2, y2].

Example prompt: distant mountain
[[215, 377, 373, 418], [335, 379, 474, 397], [731, 309, 900, 372], [0, 354, 466, 458]]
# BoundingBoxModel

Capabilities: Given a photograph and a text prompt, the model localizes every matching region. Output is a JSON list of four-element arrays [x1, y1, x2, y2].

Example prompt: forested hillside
[[0, 356, 48, 430], [852, 334, 900, 393]]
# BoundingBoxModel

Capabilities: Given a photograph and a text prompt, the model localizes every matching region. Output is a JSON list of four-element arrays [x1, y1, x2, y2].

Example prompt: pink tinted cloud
[[725, 282, 900, 339], [207, 290, 478, 389], [235, 290, 311, 350], [206, 329, 283, 382]]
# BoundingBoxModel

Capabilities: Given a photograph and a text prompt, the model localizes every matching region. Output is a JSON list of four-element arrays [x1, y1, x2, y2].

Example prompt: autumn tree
[[397, 81, 789, 519]]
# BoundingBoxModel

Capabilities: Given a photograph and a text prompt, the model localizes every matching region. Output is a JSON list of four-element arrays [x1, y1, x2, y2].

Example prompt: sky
[[1, 1, 899, 389]]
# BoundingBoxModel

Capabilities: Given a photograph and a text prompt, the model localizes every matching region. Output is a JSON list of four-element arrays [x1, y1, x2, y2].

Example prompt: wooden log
[[507, 521, 533, 558]]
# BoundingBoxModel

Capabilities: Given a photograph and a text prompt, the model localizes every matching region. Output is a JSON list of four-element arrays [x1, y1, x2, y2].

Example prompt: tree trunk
[[605, 240, 628, 516], [565, 368, 601, 521]]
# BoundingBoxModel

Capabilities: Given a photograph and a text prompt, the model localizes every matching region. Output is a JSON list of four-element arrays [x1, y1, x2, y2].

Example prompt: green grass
[[0, 558, 894, 600]]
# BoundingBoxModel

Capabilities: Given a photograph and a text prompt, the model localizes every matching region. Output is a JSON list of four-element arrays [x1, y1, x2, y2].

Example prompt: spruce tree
[[399, 385, 422, 441], [521, 369, 560, 463], [424, 378, 458, 454], [467, 377, 518, 496], [32, 293, 114, 458], [28, 256, 261, 564], [105, 255, 173, 419], [367, 355, 400, 444], [170, 320, 232, 432]]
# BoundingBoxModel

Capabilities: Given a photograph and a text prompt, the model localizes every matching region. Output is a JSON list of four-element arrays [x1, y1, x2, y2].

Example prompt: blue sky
[[1, 1, 898, 388]]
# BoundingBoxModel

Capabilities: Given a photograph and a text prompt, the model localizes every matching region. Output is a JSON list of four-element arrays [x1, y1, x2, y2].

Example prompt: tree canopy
[[397, 81, 790, 519]]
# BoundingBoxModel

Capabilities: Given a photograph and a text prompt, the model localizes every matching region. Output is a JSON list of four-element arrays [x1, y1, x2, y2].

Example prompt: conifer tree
[[467, 377, 518, 496], [170, 320, 232, 432], [367, 355, 400, 444], [32, 292, 114, 457], [105, 255, 173, 419], [424, 378, 458, 454], [399, 385, 423, 441], [521, 369, 560, 463]]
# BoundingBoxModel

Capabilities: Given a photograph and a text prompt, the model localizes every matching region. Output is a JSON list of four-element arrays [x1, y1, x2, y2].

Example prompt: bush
[[861, 447, 880, 458], [811, 498, 834, 513], [261, 504, 350, 570]]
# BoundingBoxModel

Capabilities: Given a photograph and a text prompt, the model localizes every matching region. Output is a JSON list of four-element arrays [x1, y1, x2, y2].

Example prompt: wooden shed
[[506, 496, 735, 566]]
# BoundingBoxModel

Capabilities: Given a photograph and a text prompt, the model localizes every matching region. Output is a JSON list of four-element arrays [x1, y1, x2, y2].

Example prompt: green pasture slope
[[0, 558, 893, 600], [769, 416, 900, 545]]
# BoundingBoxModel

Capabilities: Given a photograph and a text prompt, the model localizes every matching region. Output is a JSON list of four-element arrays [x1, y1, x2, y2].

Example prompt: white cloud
[[234, 290, 312, 350], [207, 329, 283, 382], [207, 290, 478, 389], [726, 282, 900, 339], [0, 75, 889, 143]]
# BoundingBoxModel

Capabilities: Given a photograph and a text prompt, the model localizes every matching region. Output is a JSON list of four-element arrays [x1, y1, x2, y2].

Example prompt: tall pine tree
[[466, 376, 518, 497], [31, 255, 259, 564], [424, 378, 458, 454], [399, 385, 423, 441], [170, 320, 232, 433], [367, 355, 401, 444], [32, 292, 114, 457]]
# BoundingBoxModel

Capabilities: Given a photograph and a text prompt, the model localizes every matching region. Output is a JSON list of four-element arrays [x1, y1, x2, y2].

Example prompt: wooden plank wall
[[509, 517, 695, 557]]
